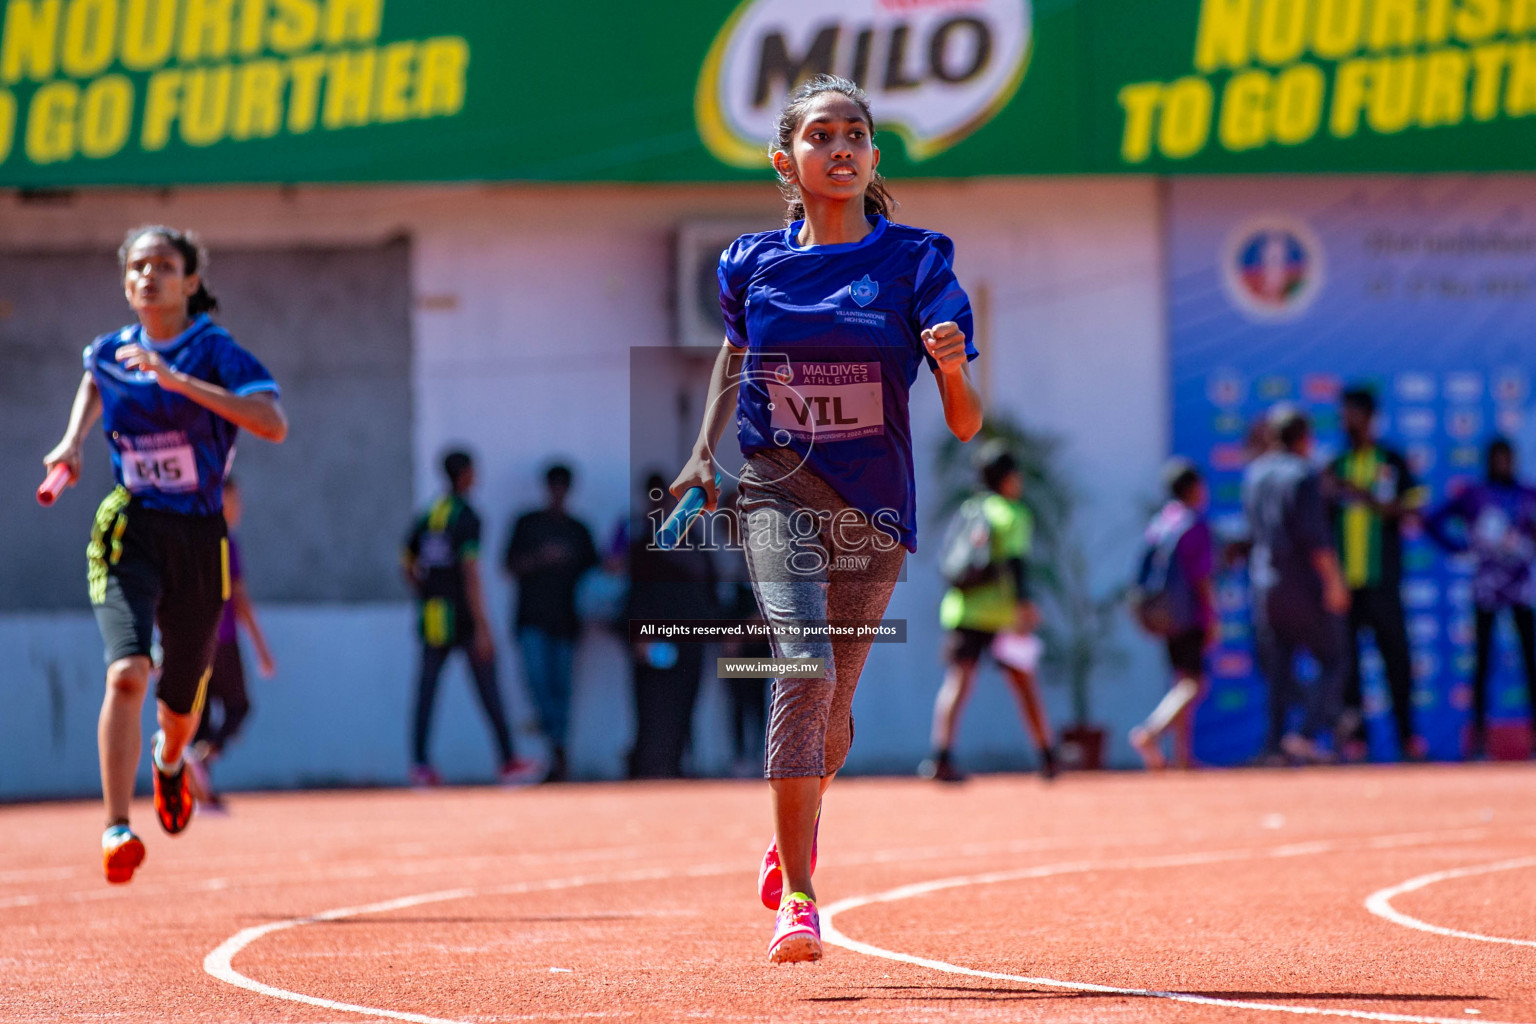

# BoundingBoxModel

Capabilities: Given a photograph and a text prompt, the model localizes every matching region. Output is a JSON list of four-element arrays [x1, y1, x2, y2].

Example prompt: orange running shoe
[[102, 825, 145, 885], [152, 733, 194, 835]]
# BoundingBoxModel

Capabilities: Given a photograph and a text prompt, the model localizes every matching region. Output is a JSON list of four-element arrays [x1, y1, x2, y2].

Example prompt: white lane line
[[204, 828, 1495, 1024], [822, 837, 1530, 1024], [1365, 858, 1536, 949], [205, 888, 477, 1024], [203, 862, 746, 1024]]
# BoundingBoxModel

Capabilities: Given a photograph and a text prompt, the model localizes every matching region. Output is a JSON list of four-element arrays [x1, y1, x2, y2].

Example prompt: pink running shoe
[[768, 892, 823, 963], [758, 811, 819, 910]]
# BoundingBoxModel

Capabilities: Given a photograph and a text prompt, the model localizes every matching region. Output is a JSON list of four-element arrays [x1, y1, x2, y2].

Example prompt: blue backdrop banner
[[1169, 176, 1536, 765]]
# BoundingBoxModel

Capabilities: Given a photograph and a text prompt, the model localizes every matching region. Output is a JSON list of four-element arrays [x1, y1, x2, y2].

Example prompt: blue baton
[[658, 473, 722, 550]]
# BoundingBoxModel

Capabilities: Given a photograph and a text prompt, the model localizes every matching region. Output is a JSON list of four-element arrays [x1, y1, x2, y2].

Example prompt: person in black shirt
[[625, 472, 718, 779], [503, 463, 598, 783], [404, 451, 531, 787]]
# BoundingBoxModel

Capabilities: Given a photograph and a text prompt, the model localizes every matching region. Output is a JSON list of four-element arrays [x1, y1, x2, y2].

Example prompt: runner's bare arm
[[670, 339, 746, 510], [231, 580, 277, 678], [115, 345, 288, 442], [43, 372, 103, 480], [924, 322, 982, 442], [462, 557, 496, 661]]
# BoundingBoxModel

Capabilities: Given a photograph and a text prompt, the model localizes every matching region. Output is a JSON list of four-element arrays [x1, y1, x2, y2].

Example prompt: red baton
[[37, 464, 73, 507]]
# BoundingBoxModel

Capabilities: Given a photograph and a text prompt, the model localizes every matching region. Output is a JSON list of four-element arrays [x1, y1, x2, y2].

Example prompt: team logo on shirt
[[1220, 216, 1325, 323], [696, 0, 1032, 168], [849, 274, 879, 307]]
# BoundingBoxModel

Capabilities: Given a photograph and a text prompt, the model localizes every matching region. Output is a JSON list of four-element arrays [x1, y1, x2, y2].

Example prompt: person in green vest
[[1329, 387, 1429, 761], [403, 451, 536, 787], [922, 443, 1057, 782]]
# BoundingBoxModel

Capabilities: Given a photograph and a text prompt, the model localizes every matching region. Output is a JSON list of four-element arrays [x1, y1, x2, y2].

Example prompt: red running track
[[3, 764, 1534, 1023]]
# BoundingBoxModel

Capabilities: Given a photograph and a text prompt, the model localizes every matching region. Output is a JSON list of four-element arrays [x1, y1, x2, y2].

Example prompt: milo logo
[[697, 0, 1031, 168]]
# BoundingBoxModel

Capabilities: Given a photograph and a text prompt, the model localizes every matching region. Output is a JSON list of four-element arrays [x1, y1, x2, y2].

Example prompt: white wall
[[0, 177, 1168, 797]]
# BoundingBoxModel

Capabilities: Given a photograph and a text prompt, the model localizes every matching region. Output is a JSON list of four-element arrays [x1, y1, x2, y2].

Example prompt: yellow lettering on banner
[[122, 0, 177, 71], [1455, 0, 1501, 43], [1195, 0, 1252, 71], [1116, 81, 1161, 162], [268, 0, 317, 53], [1418, 47, 1468, 125], [2, 0, 61, 84], [1507, 41, 1536, 116], [414, 36, 467, 117], [322, 48, 372, 127], [374, 39, 413, 122], [1159, 76, 1212, 158], [140, 67, 181, 148], [1368, 0, 1418, 51], [181, 65, 230, 144], [180, 0, 235, 62], [232, 57, 283, 137], [1422, 0, 1455, 44], [0, 89, 16, 162], [1330, 57, 1370, 135], [1470, 43, 1508, 119], [1273, 61, 1323, 142], [323, 0, 380, 46], [1511, 0, 1536, 33], [1368, 54, 1416, 132], [80, 73, 132, 156], [237, 0, 265, 54], [1256, 0, 1307, 65], [62, 0, 118, 77], [1312, 0, 1365, 59], [25, 79, 75, 161], [285, 51, 323, 130], [1219, 69, 1269, 149]]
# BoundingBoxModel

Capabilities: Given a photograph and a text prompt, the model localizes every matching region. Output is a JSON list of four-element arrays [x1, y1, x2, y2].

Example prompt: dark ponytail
[[771, 74, 897, 226], [119, 225, 220, 317]]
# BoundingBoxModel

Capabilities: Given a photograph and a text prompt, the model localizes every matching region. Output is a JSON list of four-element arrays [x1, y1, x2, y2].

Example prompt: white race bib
[[766, 361, 884, 443], [119, 434, 199, 494]]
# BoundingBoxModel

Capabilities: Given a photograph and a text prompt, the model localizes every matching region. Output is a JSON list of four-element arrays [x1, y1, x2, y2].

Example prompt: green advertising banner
[[0, 0, 1532, 187]]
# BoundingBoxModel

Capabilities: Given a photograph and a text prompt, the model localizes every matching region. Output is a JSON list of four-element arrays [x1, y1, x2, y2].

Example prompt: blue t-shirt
[[719, 216, 976, 552], [84, 315, 279, 516]]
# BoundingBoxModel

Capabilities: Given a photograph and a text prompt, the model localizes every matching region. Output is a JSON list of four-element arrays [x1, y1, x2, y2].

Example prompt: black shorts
[[1165, 628, 1207, 680], [89, 487, 229, 716], [945, 627, 995, 666]]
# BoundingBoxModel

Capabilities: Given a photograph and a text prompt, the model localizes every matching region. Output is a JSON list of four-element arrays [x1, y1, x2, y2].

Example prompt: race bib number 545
[[119, 433, 199, 494], [767, 362, 884, 443]]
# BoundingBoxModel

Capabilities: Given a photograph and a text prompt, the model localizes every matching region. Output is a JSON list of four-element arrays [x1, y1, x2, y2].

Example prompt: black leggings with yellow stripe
[[89, 487, 229, 717]]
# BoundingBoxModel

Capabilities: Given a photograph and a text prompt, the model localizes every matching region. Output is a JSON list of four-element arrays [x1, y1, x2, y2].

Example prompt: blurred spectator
[[186, 477, 275, 810], [1128, 459, 1214, 771], [624, 472, 717, 778], [922, 442, 1056, 782], [1327, 387, 1427, 761], [503, 464, 598, 783], [1243, 408, 1351, 764], [404, 451, 532, 787], [717, 489, 770, 777], [1423, 437, 1536, 758]]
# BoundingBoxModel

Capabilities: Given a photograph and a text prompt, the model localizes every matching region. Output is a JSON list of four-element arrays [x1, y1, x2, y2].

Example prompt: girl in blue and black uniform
[[43, 227, 287, 884], [671, 75, 983, 963]]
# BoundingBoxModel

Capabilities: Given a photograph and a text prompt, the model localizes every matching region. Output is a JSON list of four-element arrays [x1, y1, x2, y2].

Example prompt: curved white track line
[[205, 829, 1499, 1024], [204, 863, 739, 1024], [822, 840, 1530, 1024], [1365, 857, 1536, 949]]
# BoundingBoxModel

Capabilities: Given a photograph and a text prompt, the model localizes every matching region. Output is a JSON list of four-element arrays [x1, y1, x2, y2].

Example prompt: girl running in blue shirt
[[43, 227, 287, 884], [671, 75, 983, 963]]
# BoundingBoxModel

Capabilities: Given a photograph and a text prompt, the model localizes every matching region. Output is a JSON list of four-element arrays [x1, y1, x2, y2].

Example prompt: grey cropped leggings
[[738, 450, 907, 779]]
